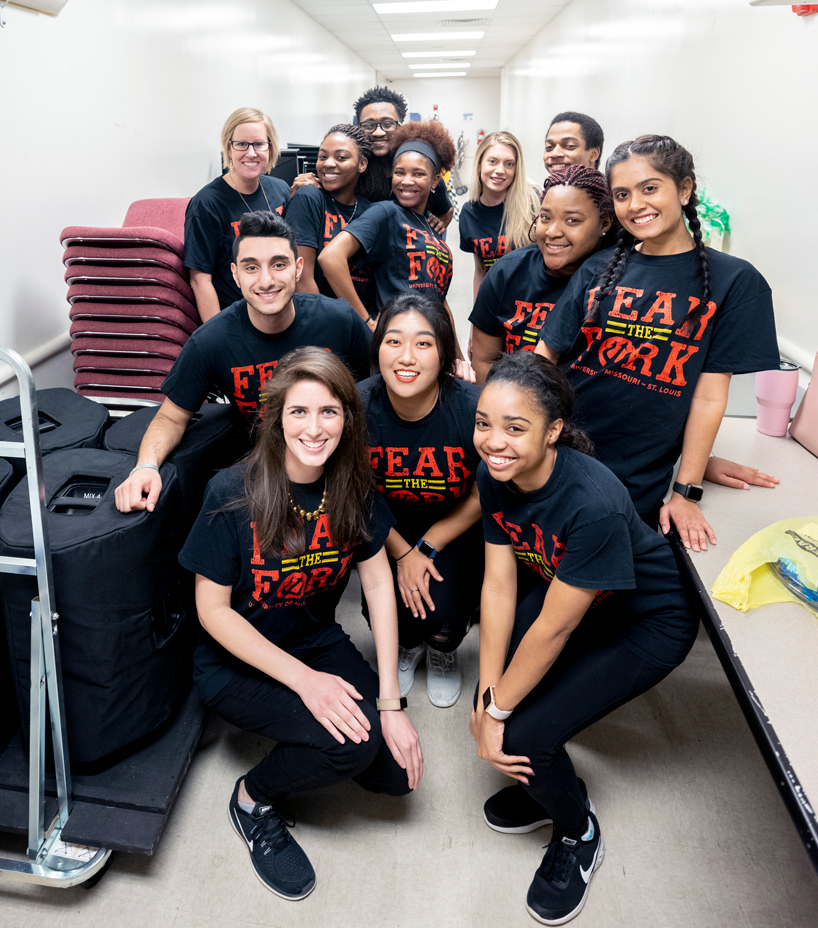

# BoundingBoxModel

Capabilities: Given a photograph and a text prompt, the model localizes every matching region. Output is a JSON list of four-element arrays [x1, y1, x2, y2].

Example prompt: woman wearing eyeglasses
[[184, 108, 291, 322]]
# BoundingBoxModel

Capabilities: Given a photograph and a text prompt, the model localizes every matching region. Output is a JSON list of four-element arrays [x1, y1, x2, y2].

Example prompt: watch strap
[[376, 696, 407, 711], [416, 538, 439, 560], [482, 686, 513, 721]]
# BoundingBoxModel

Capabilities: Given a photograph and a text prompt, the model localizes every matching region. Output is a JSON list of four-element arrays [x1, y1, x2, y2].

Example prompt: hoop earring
[[528, 217, 538, 243]]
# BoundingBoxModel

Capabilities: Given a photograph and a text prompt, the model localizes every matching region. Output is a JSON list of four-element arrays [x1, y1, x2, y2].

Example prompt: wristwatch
[[376, 697, 408, 711], [416, 538, 439, 560], [482, 686, 513, 721], [673, 481, 704, 502]]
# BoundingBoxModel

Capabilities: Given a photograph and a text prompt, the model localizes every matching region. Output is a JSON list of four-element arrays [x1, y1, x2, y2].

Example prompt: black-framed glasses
[[229, 140, 270, 152], [360, 118, 399, 133]]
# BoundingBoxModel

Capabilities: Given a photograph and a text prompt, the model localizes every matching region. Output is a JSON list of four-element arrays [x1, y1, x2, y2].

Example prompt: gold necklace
[[289, 489, 327, 522], [228, 171, 272, 214]]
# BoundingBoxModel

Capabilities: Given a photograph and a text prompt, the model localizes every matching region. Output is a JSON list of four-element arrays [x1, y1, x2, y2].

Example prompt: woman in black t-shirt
[[184, 107, 290, 321], [536, 136, 780, 547], [179, 347, 422, 902], [318, 121, 461, 349], [284, 124, 377, 318], [460, 130, 540, 301], [471, 351, 696, 926], [358, 293, 483, 708]]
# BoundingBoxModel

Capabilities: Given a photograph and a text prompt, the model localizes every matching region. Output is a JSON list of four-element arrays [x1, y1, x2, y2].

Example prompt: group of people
[[113, 89, 781, 925]]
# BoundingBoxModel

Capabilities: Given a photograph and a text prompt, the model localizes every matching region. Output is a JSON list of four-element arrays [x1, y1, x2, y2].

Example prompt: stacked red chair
[[61, 198, 198, 402]]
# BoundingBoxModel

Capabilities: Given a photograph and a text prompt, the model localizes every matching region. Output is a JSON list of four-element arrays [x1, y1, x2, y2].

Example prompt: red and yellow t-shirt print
[[402, 224, 453, 300], [370, 444, 471, 506]]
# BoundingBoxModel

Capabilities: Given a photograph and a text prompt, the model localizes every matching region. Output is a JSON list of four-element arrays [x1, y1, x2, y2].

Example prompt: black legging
[[363, 522, 483, 653], [497, 581, 695, 838], [205, 632, 411, 804]]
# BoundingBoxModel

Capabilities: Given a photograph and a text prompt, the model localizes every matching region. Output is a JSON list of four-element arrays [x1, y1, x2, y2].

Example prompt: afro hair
[[389, 120, 456, 174], [353, 86, 408, 123]]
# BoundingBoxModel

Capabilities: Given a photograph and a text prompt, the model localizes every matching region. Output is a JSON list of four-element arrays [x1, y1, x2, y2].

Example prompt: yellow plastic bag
[[711, 517, 818, 614]]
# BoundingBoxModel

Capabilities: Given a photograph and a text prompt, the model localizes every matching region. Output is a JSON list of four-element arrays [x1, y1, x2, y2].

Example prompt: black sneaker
[[483, 778, 594, 834], [525, 811, 604, 925], [228, 778, 316, 900]]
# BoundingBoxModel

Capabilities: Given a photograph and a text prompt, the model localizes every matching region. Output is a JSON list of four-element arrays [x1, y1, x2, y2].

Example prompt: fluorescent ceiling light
[[413, 71, 468, 77], [376, 1, 497, 15], [392, 31, 484, 41], [402, 50, 477, 57], [409, 62, 471, 68]]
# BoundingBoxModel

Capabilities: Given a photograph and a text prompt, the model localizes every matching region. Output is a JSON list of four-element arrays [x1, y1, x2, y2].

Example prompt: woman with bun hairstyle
[[184, 107, 290, 321], [179, 347, 422, 902], [471, 351, 696, 926], [460, 130, 540, 301], [536, 136, 780, 547], [283, 124, 377, 319], [318, 120, 461, 349], [470, 165, 614, 384], [358, 293, 483, 708]]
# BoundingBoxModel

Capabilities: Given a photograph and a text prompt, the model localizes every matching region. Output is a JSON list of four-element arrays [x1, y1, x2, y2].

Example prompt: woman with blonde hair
[[184, 107, 290, 321], [460, 131, 540, 301]]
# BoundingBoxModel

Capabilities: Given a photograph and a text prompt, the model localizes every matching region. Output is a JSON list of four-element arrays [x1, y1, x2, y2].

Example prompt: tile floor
[[2, 213, 817, 927]]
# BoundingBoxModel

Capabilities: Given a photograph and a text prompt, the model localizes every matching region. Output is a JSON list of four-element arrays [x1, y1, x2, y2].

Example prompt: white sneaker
[[398, 643, 426, 697], [426, 647, 462, 708]]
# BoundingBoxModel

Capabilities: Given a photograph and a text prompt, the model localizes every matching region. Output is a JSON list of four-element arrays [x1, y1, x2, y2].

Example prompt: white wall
[[0, 0, 374, 391], [386, 77, 501, 184], [500, 0, 818, 374]]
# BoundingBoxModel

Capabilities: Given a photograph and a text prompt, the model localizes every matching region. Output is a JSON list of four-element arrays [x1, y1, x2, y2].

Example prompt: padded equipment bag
[[0, 388, 108, 478], [0, 449, 194, 767], [0, 458, 19, 751], [104, 403, 242, 524]]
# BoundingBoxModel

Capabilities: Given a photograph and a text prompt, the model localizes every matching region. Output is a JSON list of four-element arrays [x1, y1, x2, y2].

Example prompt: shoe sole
[[483, 798, 596, 835], [228, 804, 316, 901], [524, 835, 605, 926]]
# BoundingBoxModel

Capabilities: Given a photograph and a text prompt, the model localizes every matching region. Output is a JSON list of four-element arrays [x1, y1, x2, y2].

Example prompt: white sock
[[238, 800, 255, 813]]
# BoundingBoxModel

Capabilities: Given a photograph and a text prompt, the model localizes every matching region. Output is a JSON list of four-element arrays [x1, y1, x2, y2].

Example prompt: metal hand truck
[[0, 346, 110, 887]]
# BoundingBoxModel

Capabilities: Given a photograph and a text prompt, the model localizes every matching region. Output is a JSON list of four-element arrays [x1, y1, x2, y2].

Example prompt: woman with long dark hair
[[358, 293, 483, 707], [179, 347, 422, 901], [471, 351, 697, 925], [536, 136, 780, 546]]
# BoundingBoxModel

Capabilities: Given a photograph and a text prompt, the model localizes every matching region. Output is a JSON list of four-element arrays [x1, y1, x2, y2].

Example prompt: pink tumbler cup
[[755, 361, 800, 437]]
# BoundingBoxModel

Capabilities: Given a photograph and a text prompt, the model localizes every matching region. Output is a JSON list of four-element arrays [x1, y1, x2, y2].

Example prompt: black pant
[[364, 522, 483, 653], [499, 582, 694, 837], [207, 633, 411, 804]]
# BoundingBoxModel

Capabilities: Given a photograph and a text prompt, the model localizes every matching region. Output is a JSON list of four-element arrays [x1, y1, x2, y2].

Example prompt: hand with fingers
[[396, 548, 443, 620], [453, 358, 477, 384], [380, 710, 424, 790], [471, 709, 533, 785], [114, 467, 163, 513], [704, 455, 779, 490], [289, 173, 321, 197], [297, 670, 371, 745], [660, 494, 716, 552]]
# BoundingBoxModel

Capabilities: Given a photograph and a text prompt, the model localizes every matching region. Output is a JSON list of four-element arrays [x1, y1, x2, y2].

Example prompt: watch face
[[418, 540, 435, 558], [688, 485, 704, 502], [482, 687, 492, 710]]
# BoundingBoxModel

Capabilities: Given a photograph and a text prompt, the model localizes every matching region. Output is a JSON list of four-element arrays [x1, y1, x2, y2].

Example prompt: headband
[[394, 140, 441, 172]]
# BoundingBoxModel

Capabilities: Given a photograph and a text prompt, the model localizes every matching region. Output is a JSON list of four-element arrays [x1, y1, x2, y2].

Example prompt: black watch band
[[673, 481, 704, 502]]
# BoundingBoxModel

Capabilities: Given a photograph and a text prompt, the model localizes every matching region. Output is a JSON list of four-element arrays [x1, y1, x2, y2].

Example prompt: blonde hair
[[469, 131, 540, 253], [220, 107, 280, 175]]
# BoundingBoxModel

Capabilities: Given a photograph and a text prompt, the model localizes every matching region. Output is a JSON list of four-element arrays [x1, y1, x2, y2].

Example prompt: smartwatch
[[673, 481, 704, 502], [376, 697, 408, 711], [416, 538, 439, 560], [482, 686, 513, 721]]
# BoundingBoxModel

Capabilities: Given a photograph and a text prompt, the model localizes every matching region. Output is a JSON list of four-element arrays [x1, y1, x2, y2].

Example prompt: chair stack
[[61, 198, 198, 402]]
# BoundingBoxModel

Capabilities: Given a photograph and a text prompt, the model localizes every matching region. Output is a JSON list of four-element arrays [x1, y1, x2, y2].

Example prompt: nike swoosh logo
[[580, 862, 593, 883]]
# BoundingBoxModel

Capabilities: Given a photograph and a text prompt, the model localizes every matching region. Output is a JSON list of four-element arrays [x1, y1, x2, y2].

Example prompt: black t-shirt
[[478, 448, 696, 668], [344, 201, 453, 309], [161, 294, 372, 421], [469, 244, 570, 353], [283, 185, 377, 318], [179, 465, 395, 700], [459, 200, 508, 271], [540, 247, 780, 513], [184, 174, 290, 309], [427, 178, 451, 217], [358, 376, 481, 537]]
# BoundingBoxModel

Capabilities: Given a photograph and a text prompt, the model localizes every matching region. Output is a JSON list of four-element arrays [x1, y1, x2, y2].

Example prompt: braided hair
[[540, 165, 619, 250], [485, 352, 594, 456], [323, 123, 374, 161], [588, 135, 711, 327]]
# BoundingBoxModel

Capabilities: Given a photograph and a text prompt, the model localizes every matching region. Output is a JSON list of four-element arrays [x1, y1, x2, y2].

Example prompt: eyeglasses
[[229, 140, 270, 152], [360, 118, 400, 133]]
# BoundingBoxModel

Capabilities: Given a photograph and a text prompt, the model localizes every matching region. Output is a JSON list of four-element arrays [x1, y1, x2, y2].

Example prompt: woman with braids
[[460, 130, 540, 302], [359, 293, 483, 708], [470, 165, 613, 384], [284, 124, 377, 319], [179, 347, 422, 901], [471, 351, 696, 926], [318, 120, 461, 348], [536, 135, 779, 548]]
